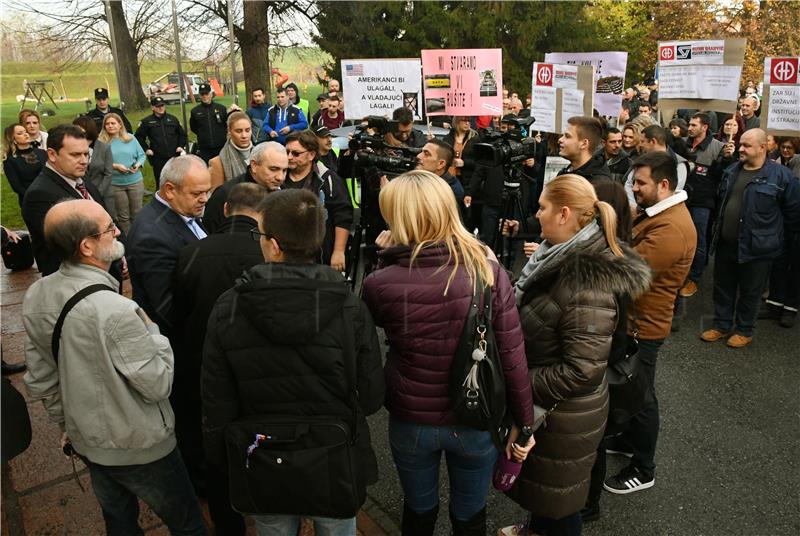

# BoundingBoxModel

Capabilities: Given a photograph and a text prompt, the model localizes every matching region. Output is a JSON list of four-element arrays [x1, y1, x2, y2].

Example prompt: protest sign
[[657, 38, 746, 121], [543, 156, 571, 188], [420, 48, 503, 116], [531, 63, 594, 134], [544, 51, 628, 117], [760, 57, 800, 135], [341, 59, 422, 120]]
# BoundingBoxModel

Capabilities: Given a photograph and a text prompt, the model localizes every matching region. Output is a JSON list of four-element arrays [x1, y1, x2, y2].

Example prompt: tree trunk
[[237, 0, 272, 105], [108, 0, 149, 110]]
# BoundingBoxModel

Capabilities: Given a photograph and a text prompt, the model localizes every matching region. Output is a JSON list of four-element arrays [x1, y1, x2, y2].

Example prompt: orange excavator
[[272, 68, 289, 89]]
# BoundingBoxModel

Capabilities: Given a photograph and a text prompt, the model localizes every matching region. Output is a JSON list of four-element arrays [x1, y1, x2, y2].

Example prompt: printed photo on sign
[[425, 98, 445, 114], [425, 74, 451, 89], [479, 70, 498, 97]]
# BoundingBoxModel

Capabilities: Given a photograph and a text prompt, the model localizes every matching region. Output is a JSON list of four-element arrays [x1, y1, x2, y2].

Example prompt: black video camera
[[474, 115, 537, 168], [348, 116, 397, 152]]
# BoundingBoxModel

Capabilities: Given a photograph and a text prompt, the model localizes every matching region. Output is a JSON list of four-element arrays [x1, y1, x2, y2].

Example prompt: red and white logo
[[536, 63, 553, 86], [659, 46, 675, 61], [770, 58, 798, 85]]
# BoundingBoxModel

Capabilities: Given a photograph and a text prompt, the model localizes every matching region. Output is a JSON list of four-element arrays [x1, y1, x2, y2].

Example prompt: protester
[[668, 118, 688, 139], [319, 93, 345, 129], [622, 125, 691, 208], [172, 183, 269, 536], [285, 82, 309, 118], [3, 122, 46, 206], [604, 151, 696, 495], [202, 188, 384, 536], [134, 96, 187, 187], [416, 138, 466, 203], [209, 111, 253, 189], [203, 141, 288, 234], [505, 174, 650, 536], [73, 116, 115, 219], [601, 127, 632, 183], [621, 125, 642, 159], [246, 87, 270, 143], [363, 170, 534, 536], [702, 129, 800, 346], [739, 95, 760, 131], [190, 83, 228, 163], [23, 199, 206, 536], [309, 93, 329, 128], [774, 136, 800, 168], [557, 116, 612, 184], [313, 125, 339, 173], [98, 113, 145, 234], [442, 116, 478, 188], [264, 87, 308, 145], [19, 109, 48, 148]]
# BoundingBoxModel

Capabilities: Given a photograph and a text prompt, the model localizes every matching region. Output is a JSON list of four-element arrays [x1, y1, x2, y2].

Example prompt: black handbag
[[449, 278, 508, 450], [223, 320, 365, 518], [606, 315, 650, 425], [1, 231, 34, 271]]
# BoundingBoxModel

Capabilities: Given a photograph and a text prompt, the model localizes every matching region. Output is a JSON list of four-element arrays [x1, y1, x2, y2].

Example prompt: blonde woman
[[209, 111, 253, 189], [503, 174, 650, 536], [3, 123, 46, 205], [362, 170, 534, 536], [99, 113, 145, 233]]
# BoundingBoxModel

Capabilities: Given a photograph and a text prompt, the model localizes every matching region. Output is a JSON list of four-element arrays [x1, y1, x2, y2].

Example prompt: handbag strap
[[51, 284, 113, 365]]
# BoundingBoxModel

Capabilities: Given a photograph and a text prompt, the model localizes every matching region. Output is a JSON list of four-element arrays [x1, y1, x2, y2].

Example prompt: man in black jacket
[[602, 127, 632, 183], [558, 116, 613, 184], [135, 96, 188, 187], [202, 189, 384, 535], [86, 87, 132, 133], [189, 84, 228, 163], [172, 183, 268, 535]]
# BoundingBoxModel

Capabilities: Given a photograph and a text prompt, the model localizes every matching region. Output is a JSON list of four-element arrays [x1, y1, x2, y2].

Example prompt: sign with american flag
[[345, 63, 364, 76]]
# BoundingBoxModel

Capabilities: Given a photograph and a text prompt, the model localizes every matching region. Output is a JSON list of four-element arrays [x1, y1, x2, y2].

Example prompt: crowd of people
[[1, 72, 799, 536]]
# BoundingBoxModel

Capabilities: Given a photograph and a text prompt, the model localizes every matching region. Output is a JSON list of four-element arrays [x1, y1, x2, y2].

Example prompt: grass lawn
[[1, 85, 324, 230]]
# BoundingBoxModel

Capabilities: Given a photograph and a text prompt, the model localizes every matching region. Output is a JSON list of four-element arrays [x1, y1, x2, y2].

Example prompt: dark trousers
[[529, 512, 582, 536], [84, 447, 207, 536], [688, 206, 711, 283], [207, 461, 246, 535], [712, 240, 774, 336], [621, 339, 663, 474], [766, 232, 800, 311], [149, 156, 171, 188]]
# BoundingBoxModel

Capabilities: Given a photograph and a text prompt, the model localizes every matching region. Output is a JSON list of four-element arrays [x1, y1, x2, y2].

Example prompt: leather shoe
[[727, 334, 753, 348], [1, 360, 26, 375], [700, 328, 728, 342], [679, 280, 698, 298]]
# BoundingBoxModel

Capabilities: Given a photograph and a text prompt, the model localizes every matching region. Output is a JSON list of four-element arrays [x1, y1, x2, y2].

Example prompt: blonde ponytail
[[595, 200, 623, 257]]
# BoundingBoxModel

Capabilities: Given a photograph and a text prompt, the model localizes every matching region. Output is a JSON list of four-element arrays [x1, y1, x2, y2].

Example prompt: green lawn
[[1, 85, 324, 230]]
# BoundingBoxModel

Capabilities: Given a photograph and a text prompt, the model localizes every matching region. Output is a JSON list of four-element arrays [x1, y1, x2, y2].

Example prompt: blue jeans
[[388, 417, 498, 521], [84, 447, 207, 536], [688, 206, 711, 282], [252, 515, 356, 536]]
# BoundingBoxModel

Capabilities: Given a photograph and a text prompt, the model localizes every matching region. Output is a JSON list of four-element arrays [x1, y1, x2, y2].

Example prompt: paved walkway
[[0, 265, 394, 536]]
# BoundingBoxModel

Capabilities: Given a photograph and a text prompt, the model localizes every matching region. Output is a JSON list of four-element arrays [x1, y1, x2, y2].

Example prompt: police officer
[[87, 87, 133, 133], [134, 96, 188, 187], [189, 83, 228, 163]]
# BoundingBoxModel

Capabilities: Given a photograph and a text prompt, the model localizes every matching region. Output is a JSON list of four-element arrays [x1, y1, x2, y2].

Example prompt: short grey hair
[[251, 141, 285, 165], [160, 154, 206, 187], [44, 200, 101, 263]]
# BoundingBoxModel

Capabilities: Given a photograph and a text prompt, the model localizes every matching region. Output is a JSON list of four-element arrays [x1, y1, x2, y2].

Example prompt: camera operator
[[386, 107, 428, 148]]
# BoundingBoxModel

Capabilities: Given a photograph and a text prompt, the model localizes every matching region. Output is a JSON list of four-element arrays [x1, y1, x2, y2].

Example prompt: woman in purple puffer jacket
[[363, 170, 534, 536]]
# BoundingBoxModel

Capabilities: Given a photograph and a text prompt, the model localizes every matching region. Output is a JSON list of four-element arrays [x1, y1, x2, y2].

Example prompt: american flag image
[[346, 64, 364, 76]]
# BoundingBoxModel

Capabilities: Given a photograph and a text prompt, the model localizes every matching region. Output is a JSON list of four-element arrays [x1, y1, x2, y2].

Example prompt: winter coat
[[362, 244, 534, 428], [558, 152, 613, 184], [189, 101, 228, 150], [202, 262, 385, 490], [507, 234, 652, 519], [685, 135, 724, 209]]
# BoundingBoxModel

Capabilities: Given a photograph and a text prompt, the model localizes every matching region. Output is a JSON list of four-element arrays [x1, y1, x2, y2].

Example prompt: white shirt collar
[[644, 190, 688, 217]]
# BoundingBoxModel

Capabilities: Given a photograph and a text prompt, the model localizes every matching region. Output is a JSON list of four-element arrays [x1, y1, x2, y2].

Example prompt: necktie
[[187, 218, 207, 240], [75, 179, 90, 200]]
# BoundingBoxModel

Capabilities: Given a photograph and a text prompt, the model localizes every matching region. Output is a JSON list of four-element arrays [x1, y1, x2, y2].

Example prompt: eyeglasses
[[88, 222, 117, 239], [249, 227, 281, 249], [287, 149, 308, 157]]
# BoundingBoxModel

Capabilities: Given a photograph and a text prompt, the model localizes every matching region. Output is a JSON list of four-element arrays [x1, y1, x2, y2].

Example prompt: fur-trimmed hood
[[524, 233, 652, 300]]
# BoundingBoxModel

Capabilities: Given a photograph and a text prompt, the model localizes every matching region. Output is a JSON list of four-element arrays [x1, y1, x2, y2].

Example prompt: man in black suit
[[126, 155, 212, 336], [171, 182, 268, 534], [22, 125, 117, 276]]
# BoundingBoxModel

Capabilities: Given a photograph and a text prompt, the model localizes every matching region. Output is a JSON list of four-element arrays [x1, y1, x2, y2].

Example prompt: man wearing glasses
[[23, 198, 206, 536], [135, 96, 188, 187], [283, 130, 352, 272]]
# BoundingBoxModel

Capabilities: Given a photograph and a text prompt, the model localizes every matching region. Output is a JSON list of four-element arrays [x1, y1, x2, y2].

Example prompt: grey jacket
[[87, 140, 116, 219], [23, 262, 176, 466]]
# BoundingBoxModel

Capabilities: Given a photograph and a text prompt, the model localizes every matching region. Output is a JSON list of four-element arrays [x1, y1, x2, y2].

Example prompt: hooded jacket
[[507, 234, 652, 519], [559, 152, 613, 184], [202, 263, 385, 488]]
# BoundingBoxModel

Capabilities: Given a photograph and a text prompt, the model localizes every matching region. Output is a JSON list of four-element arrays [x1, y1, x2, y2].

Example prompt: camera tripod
[[491, 166, 531, 270]]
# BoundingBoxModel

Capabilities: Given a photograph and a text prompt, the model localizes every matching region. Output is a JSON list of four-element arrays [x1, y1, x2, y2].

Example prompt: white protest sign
[[658, 40, 725, 66], [543, 156, 571, 188], [342, 59, 422, 120], [658, 65, 741, 101], [560, 89, 585, 132], [766, 86, 800, 132], [531, 86, 557, 133], [545, 52, 627, 117]]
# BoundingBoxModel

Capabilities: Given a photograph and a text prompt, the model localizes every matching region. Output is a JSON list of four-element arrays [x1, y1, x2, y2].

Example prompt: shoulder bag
[[606, 307, 651, 425]]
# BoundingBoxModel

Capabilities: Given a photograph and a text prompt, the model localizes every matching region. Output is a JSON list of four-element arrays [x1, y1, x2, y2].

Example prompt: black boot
[[1, 360, 26, 375], [402, 502, 438, 536], [450, 506, 486, 536]]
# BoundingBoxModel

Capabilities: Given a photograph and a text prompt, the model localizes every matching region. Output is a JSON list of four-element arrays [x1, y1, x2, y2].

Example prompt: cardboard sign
[[658, 40, 725, 66], [420, 49, 503, 116], [761, 57, 800, 135], [531, 63, 595, 134], [657, 38, 746, 120], [341, 59, 423, 120], [545, 51, 628, 117]]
